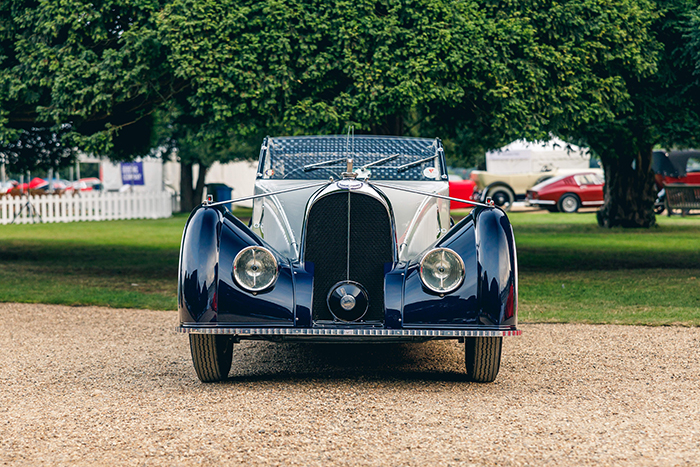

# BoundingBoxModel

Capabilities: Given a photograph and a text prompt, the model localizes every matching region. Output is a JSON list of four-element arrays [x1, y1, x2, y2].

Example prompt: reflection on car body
[[178, 135, 520, 383]]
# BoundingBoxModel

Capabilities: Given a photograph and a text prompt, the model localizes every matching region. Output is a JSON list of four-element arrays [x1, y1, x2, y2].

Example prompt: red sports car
[[526, 172, 604, 213], [448, 178, 477, 209]]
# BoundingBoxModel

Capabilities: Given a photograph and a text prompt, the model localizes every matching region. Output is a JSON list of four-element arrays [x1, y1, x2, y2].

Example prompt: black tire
[[488, 187, 515, 211], [189, 334, 234, 382], [465, 337, 502, 382], [558, 193, 581, 213]]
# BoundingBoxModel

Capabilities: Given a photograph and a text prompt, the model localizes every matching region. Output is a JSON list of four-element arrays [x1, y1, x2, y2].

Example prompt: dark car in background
[[652, 150, 700, 214], [526, 172, 605, 213], [653, 150, 700, 187]]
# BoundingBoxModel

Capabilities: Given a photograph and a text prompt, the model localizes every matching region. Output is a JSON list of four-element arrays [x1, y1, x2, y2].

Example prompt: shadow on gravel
[[224, 371, 470, 384], [222, 341, 470, 383]]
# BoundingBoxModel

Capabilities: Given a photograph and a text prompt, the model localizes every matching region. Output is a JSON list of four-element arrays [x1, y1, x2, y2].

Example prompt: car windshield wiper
[[360, 153, 400, 170], [303, 157, 347, 172], [396, 154, 439, 172]]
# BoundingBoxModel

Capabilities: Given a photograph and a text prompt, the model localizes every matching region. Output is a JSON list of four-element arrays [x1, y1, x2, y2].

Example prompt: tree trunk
[[180, 162, 194, 213], [194, 163, 208, 207], [180, 162, 209, 213], [597, 146, 657, 228]]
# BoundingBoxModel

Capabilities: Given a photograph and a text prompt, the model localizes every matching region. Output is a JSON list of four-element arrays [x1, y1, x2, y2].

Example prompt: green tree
[[0, 126, 78, 173], [564, 0, 700, 228], [3, 0, 697, 226], [434, 0, 698, 228], [0, 0, 179, 154]]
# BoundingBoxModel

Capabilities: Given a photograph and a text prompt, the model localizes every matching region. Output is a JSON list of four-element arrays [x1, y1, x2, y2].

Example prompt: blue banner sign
[[121, 162, 145, 185]]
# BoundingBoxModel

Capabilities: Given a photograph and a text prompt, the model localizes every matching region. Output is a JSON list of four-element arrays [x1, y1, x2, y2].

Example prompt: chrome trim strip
[[368, 181, 491, 208], [177, 326, 521, 337], [581, 200, 604, 206], [207, 181, 331, 208], [527, 199, 556, 205]]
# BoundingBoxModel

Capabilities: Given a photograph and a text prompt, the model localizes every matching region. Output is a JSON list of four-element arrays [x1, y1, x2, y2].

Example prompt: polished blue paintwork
[[179, 201, 518, 332], [179, 206, 295, 326], [402, 214, 478, 326], [400, 206, 516, 328], [179, 207, 219, 324], [383, 265, 406, 329], [474, 207, 518, 327], [291, 263, 314, 327]]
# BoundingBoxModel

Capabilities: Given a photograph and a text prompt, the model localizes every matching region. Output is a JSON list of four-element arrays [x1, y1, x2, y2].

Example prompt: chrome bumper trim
[[526, 199, 555, 205], [178, 326, 521, 337]]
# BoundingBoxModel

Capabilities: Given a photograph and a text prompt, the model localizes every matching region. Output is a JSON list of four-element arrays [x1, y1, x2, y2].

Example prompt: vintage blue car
[[178, 135, 520, 382]]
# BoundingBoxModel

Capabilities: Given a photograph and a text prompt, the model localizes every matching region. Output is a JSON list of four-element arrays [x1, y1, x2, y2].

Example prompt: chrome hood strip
[[206, 180, 331, 208], [368, 181, 492, 208]]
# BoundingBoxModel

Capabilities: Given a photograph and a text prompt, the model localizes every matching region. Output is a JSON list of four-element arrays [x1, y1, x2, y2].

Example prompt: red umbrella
[[29, 177, 48, 189]]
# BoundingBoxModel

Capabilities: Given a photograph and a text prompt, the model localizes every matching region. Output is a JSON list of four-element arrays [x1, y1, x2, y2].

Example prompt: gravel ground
[[2, 303, 700, 466]]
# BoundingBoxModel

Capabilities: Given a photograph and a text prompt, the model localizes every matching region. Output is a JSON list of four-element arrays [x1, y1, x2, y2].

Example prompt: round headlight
[[419, 248, 465, 293], [232, 246, 278, 292]]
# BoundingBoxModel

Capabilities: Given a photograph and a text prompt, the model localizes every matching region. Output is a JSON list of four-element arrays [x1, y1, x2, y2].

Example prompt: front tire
[[465, 337, 502, 382], [189, 334, 234, 382], [488, 187, 515, 211], [558, 193, 581, 213]]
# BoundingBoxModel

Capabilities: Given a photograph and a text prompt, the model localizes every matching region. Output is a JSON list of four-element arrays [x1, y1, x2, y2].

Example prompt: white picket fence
[[0, 191, 173, 225]]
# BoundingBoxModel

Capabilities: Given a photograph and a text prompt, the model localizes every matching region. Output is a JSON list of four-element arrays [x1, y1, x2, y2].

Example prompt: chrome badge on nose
[[327, 281, 369, 322]]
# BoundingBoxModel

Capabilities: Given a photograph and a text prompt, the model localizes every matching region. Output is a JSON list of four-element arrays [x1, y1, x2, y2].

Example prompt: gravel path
[[2, 302, 699, 466]]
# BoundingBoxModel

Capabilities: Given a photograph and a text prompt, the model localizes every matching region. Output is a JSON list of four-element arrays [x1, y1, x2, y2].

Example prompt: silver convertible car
[[178, 135, 520, 382]]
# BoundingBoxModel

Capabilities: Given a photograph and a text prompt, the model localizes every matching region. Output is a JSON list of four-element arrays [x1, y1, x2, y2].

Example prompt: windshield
[[258, 135, 446, 181], [531, 175, 567, 190], [574, 173, 604, 185]]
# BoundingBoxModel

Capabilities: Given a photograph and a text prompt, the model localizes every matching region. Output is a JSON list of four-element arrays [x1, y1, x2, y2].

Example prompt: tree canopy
[[1, 0, 698, 223]]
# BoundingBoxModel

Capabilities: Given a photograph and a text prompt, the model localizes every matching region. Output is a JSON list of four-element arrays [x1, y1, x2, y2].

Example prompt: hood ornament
[[339, 157, 363, 189], [342, 157, 357, 179]]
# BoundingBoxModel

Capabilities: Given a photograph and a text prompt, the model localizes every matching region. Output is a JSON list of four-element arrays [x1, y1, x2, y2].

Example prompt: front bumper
[[178, 325, 521, 339]]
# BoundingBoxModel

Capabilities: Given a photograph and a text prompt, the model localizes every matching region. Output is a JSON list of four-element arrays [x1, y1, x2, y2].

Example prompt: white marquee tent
[[485, 137, 591, 175]]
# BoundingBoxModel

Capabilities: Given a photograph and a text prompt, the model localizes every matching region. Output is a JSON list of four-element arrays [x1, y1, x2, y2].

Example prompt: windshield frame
[[256, 135, 448, 182]]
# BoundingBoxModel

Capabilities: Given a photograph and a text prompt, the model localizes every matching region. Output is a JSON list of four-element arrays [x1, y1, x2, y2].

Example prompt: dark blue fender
[[472, 206, 518, 327], [401, 206, 517, 329], [179, 206, 295, 326]]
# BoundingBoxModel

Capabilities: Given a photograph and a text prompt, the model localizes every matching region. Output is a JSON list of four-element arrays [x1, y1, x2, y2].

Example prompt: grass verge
[[0, 215, 187, 310], [0, 208, 698, 325], [509, 211, 700, 325]]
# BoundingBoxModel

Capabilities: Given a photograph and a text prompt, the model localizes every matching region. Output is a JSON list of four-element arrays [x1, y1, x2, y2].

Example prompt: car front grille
[[304, 191, 393, 323]]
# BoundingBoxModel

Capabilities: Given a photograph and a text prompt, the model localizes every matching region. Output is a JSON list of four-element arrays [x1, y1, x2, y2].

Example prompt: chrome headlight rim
[[419, 247, 465, 294], [232, 245, 279, 292]]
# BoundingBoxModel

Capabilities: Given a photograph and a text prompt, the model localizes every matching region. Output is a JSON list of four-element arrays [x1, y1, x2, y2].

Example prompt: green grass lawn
[[0, 215, 187, 310], [510, 211, 700, 325], [0, 208, 698, 325]]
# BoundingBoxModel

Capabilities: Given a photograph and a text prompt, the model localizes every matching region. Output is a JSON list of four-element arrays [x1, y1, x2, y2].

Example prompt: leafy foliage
[[0, 126, 79, 172], [564, 0, 700, 227], [0, 0, 178, 156], [1, 0, 699, 225]]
